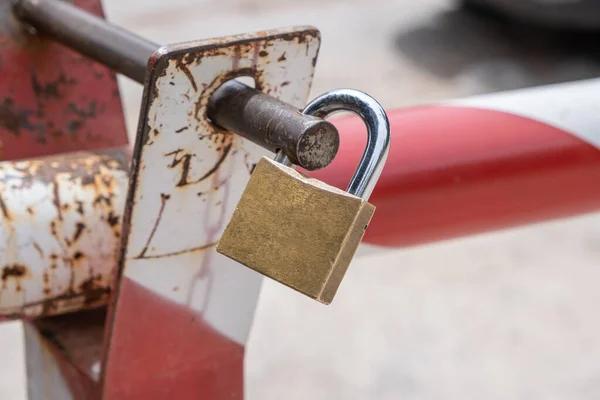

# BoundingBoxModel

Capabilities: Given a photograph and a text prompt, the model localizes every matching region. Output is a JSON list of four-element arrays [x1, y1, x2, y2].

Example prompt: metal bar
[[13, 0, 155, 83], [207, 80, 339, 170], [13, 0, 339, 170], [4, 78, 600, 320], [310, 78, 600, 247], [0, 148, 129, 320]]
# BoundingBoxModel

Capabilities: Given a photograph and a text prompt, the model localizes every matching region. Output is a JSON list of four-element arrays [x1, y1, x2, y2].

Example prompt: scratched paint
[[0, 148, 129, 319], [102, 28, 321, 399], [0, 0, 128, 161], [119, 27, 320, 344]]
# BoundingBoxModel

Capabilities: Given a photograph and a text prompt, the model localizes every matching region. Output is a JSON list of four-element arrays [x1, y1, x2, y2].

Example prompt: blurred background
[[3, 0, 600, 398]]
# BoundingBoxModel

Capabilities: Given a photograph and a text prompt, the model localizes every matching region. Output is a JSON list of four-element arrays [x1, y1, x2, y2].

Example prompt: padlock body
[[217, 157, 375, 304]]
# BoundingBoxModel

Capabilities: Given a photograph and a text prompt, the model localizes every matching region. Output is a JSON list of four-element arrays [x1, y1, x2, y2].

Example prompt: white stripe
[[450, 78, 600, 149]]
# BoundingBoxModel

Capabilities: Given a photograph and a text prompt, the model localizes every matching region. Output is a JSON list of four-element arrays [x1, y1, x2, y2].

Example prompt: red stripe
[[102, 278, 244, 400], [0, 0, 128, 161], [308, 106, 600, 247]]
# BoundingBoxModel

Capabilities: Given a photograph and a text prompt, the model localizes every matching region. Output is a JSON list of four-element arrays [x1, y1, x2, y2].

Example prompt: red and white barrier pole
[[313, 78, 600, 247], [3, 79, 600, 318]]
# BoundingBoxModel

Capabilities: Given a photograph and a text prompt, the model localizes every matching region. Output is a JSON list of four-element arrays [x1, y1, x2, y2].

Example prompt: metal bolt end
[[293, 118, 340, 171]]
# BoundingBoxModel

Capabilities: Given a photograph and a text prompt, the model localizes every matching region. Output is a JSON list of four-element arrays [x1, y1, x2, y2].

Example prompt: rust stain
[[67, 119, 83, 135], [81, 174, 96, 186], [50, 220, 58, 238], [165, 143, 232, 187], [101, 175, 113, 188], [278, 52, 287, 62], [67, 101, 97, 118], [52, 181, 63, 221], [232, 44, 242, 70], [75, 200, 85, 215], [78, 276, 110, 305], [280, 29, 316, 44], [0, 192, 11, 220], [41, 298, 55, 316], [1, 264, 28, 281], [106, 211, 119, 227], [71, 222, 86, 243], [0, 98, 34, 136], [165, 149, 194, 187], [93, 194, 112, 207], [136, 241, 217, 260], [31, 73, 76, 100], [195, 67, 263, 123], [135, 193, 170, 259], [195, 143, 232, 183], [13, 287, 111, 319], [176, 62, 198, 92]]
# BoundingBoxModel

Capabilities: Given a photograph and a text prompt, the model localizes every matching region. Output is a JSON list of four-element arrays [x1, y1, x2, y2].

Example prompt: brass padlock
[[217, 89, 390, 304]]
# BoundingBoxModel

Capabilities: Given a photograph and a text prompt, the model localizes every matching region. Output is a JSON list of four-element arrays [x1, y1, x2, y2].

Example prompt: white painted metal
[[451, 78, 600, 148], [0, 150, 129, 318], [117, 28, 321, 345]]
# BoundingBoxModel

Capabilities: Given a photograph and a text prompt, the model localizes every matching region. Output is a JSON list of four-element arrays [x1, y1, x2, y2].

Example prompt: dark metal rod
[[207, 80, 340, 171], [14, 0, 155, 83], [13, 0, 339, 170]]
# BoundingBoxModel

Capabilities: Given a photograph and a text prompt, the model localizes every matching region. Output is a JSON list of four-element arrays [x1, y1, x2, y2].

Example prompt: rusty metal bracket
[[101, 27, 322, 399]]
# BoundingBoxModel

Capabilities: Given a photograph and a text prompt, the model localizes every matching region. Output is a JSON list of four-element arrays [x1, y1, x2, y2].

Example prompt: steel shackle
[[276, 88, 391, 200]]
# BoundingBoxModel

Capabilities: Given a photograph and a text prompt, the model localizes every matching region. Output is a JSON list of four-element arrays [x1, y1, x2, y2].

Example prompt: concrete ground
[[3, 0, 600, 398]]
